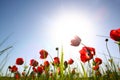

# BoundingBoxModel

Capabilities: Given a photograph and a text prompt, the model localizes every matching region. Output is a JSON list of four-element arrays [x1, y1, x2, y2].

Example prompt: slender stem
[[56, 47, 59, 58], [106, 41, 112, 59], [81, 43, 86, 47], [25, 66, 31, 80], [48, 53, 54, 62]]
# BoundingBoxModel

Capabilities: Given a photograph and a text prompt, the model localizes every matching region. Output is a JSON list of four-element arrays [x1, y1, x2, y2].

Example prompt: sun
[[49, 9, 95, 60]]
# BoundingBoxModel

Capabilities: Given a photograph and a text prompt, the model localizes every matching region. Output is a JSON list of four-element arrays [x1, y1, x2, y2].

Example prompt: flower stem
[[56, 47, 59, 58], [25, 66, 31, 80], [105, 40, 112, 59]]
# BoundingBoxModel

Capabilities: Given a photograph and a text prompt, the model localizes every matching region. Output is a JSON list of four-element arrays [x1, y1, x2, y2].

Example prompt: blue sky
[[0, 0, 120, 75]]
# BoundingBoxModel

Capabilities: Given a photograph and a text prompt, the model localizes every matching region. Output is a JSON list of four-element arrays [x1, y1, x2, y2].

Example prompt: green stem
[[106, 41, 112, 59], [25, 66, 31, 80]]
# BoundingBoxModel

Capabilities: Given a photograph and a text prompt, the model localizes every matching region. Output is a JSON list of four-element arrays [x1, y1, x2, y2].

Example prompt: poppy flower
[[30, 59, 38, 67], [53, 57, 60, 66], [71, 35, 81, 46], [68, 58, 74, 65], [37, 66, 43, 74], [94, 57, 102, 65], [79, 47, 95, 63], [44, 60, 50, 67], [33, 67, 37, 73], [39, 49, 48, 59], [9, 65, 18, 73], [14, 72, 20, 79], [16, 58, 24, 65], [110, 28, 120, 41], [92, 65, 99, 70]]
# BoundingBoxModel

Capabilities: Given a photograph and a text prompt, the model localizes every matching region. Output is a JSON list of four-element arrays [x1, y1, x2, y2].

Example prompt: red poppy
[[39, 49, 48, 59], [37, 66, 43, 74], [9, 65, 18, 73], [14, 72, 20, 79], [94, 57, 102, 65], [92, 65, 99, 70], [110, 28, 120, 41], [53, 57, 60, 65], [44, 60, 50, 67], [40, 64, 45, 70], [79, 47, 95, 63], [68, 58, 74, 65], [33, 67, 37, 73], [16, 58, 24, 65], [71, 35, 81, 46], [30, 59, 38, 67]]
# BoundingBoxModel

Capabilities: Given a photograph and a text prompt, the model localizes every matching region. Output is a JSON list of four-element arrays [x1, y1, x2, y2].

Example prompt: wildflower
[[16, 58, 24, 65], [92, 65, 99, 70], [39, 49, 48, 59], [110, 28, 120, 42], [71, 35, 81, 46], [53, 57, 60, 66], [30, 59, 38, 67], [44, 60, 50, 67], [9, 65, 18, 73], [94, 57, 102, 65], [37, 66, 43, 74], [33, 67, 37, 73], [79, 47, 95, 63], [14, 71, 21, 79], [68, 58, 74, 65]]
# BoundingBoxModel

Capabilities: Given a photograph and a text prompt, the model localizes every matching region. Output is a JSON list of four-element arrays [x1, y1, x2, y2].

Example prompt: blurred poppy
[[33, 67, 37, 73], [39, 49, 48, 59], [93, 65, 99, 70], [71, 35, 81, 46], [110, 28, 120, 41], [37, 66, 43, 74], [79, 47, 95, 63], [44, 60, 50, 67], [94, 57, 102, 65], [53, 57, 60, 66], [16, 58, 24, 65], [68, 58, 74, 65], [30, 59, 38, 67], [14, 72, 21, 79], [9, 65, 18, 73]]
